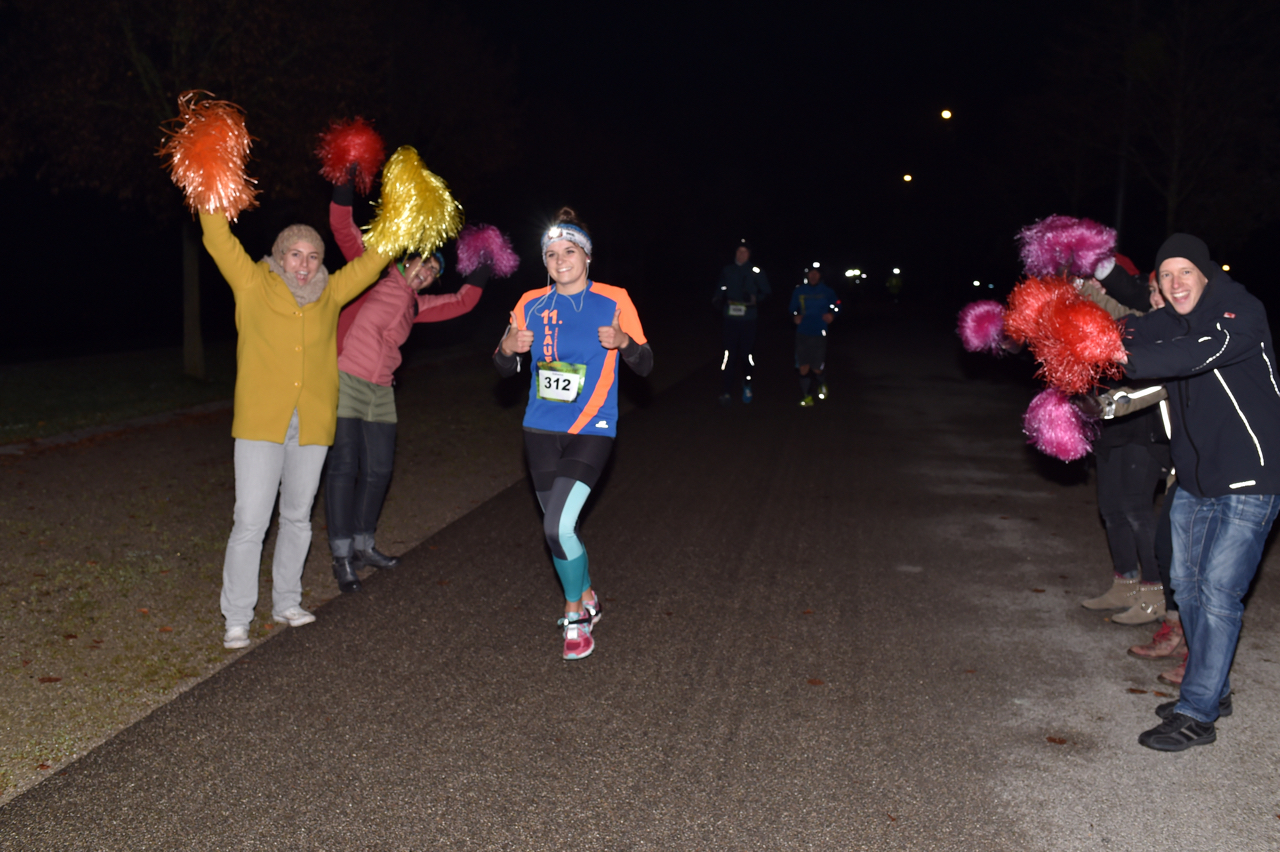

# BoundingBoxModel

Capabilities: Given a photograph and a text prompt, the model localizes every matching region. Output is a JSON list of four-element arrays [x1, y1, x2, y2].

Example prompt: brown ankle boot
[[1158, 652, 1188, 686], [1128, 619, 1185, 659], [1112, 583, 1166, 624], [1082, 575, 1141, 610]]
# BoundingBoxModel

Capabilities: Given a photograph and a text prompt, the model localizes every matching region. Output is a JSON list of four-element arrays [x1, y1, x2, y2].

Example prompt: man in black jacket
[[1122, 233, 1280, 751], [714, 239, 771, 404]]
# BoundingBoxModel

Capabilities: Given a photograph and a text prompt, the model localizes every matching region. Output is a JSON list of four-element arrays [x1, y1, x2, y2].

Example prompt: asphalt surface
[[4, 313, 1280, 851]]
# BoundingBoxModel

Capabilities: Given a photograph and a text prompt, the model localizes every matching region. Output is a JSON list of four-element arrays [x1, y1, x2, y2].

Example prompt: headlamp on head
[[541, 223, 592, 259]]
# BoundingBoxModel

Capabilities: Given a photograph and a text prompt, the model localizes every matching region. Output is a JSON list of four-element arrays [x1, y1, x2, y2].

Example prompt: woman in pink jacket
[[325, 180, 490, 592]]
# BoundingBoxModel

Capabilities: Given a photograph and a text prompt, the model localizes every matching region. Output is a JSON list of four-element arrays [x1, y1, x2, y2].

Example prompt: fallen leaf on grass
[[63, 634, 77, 640], [137, 608, 149, 615], [1153, 691, 1173, 698], [436, 579, 450, 586], [38, 677, 61, 683], [964, 669, 976, 674], [1031, 589, 1045, 593], [802, 609, 814, 615], [1128, 688, 1148, 694], [1046, 736, 1067, 745], [887, 814, 897, 822], [264, 623, 274, 630], [664, 611, 673, 616], [86, 560, 98, 566], [37, 763, 50, 771], [807, 679, 825, 686], [21, 660, 31, 667], [158, 626, 174, 633]]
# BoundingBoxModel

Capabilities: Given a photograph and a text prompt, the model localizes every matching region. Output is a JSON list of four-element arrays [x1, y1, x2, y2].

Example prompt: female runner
[[494, 208, 653, 659]]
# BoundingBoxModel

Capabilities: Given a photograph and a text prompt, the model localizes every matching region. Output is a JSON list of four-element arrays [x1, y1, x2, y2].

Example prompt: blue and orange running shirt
[[511, 281, 647, 438]]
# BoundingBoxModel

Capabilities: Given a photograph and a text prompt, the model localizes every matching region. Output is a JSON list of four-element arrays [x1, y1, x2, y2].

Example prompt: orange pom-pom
[[316, 117, 385, 196], [157, 91, 258, 220]]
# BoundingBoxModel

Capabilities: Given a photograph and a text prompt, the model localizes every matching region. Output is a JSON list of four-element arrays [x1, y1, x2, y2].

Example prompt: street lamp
[[903, 174, 912, 182], [941, 109, 952, 119]]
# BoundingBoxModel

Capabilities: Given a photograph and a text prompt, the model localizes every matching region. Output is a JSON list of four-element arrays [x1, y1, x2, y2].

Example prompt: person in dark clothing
[[1121, 234, 1280, 751], [714, 239, 770, 404]]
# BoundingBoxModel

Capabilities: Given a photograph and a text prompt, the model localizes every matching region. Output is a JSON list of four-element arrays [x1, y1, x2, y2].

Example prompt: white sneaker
[[272, 606, 316, 627], [223, 625, 250, 649]]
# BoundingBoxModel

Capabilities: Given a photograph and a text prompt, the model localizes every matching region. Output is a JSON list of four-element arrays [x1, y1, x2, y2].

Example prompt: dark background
[[1, 0, 1277, 364]]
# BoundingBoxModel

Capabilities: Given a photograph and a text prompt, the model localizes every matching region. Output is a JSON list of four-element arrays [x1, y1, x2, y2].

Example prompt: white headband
[[541, 224, 592, 258]]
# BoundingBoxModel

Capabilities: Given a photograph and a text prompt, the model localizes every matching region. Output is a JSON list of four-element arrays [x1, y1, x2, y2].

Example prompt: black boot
[[332, 556, 362, 593], [354, 546, 400, 570]]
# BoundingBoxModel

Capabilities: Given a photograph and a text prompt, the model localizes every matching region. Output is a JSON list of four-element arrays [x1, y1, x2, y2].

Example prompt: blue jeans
[[1170, 490, 1280, 722]]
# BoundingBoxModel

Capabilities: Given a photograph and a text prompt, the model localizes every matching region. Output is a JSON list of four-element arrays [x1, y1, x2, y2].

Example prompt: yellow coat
[[200, 212, 389, 446]]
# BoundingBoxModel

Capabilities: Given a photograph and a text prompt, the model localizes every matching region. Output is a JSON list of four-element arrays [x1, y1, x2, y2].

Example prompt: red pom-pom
[[316, 117, 385, 196], [158, 91, 258, 220], [1003, 276, 1075, 344], [1033, 299, 1126, 394]]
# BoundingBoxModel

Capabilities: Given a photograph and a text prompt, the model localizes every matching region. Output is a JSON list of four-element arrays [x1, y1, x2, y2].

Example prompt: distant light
[[852, 268, 861, 276], [752, 266, 760, 273], [893, 268, 901, 275], [1223, 264, 1231, 271], [941, 109, 952, 119], [988, 283, 994, 289], [903, 174, 912, 182], [973, 280, 981, 287], [845, 269, 855, 278], [812, 261, 821, 268], [861, 273, 867, 279]]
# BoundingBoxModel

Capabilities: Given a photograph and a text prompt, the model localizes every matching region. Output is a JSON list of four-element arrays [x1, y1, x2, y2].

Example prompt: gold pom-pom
[[363, 146, 463, 258], [157, 90, 258, 220]]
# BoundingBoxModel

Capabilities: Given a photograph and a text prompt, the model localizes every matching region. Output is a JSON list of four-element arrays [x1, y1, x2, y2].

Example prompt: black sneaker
[[1138, 713, 1216, 752], [1155, 694, 1232, 721]]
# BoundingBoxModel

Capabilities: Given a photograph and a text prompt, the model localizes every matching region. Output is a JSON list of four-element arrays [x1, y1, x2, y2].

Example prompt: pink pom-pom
[[957, 301, 1007, 355], [316, 117, 385, 196], [455, 223, 520, 278], [1023, 388, 1098, 461], [1018, 215, 1117, 277]]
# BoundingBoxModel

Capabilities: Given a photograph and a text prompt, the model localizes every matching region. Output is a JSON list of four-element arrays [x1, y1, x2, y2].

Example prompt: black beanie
[[1154, 233, 1218, 279]]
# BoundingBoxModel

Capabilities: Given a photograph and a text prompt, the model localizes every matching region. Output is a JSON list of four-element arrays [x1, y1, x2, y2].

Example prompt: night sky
[[3, 1, 1277, 362]]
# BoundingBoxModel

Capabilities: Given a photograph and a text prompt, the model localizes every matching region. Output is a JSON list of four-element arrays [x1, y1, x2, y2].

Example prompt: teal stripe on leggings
[[553, 480, 592, 602]]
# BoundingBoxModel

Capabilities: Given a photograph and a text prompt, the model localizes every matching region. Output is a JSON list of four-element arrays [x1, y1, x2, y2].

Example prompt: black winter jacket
[[1124, 272, 1280, 498]]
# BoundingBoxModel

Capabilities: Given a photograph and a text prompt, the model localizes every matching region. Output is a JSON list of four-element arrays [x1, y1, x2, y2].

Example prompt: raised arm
[[199, 211, 260, 295], [414, 266, 490, 323]]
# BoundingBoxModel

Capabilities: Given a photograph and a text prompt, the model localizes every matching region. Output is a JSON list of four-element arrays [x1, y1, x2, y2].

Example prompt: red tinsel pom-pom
[[1002, 276, 1075, 344], [157, 90, 258, 220], [1034, 299, 1126, 395], [316, 117, 385, 196]]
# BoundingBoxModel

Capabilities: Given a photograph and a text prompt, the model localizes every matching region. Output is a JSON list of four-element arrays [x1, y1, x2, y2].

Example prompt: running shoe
[[557, 612, 595, 660], [799, 395, 815, 407], [816, 382, 828, 400]]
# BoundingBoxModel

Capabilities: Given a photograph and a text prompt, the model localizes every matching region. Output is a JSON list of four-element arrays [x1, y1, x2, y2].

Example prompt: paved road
[[4, 314, 1280, 850]]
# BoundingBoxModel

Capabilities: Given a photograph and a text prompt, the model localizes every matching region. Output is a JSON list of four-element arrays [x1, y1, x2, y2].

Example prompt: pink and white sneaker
[[558, 612, 595, 660]]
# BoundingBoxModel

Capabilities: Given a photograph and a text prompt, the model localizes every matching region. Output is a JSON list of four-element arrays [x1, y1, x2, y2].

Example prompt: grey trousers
[[220, 411, 329, 627]]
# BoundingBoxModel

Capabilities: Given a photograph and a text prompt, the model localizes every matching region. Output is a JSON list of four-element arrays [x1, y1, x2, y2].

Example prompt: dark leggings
[[721, 318, 757, 393], [1095, 442, 1165, 583], [524, 430, 614, 602], [325, 417, 397, 556]]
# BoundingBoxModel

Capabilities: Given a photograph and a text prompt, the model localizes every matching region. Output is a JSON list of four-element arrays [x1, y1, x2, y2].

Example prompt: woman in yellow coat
[[200, 211, 389, 649]]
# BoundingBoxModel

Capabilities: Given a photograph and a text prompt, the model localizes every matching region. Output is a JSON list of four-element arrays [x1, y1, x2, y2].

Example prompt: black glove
[[467, 263, 492, 289], [332, 163, 358, 207]]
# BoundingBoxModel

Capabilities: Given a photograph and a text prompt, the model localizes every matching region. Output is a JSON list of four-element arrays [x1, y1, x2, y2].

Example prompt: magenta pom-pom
[[1023, 388, 1098, 462], [957, 301, 1007, 355], [316, 117, 385, 196], [456, 223, 520, 278], [1018, 215, 1117, 277]]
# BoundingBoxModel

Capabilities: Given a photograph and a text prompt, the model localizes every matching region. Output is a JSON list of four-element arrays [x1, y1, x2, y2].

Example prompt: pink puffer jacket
[[330, 202, 483, 387]]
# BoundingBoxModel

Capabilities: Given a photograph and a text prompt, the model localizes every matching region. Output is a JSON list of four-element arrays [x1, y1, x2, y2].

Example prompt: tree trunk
[[182, 220, 205, 380]]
